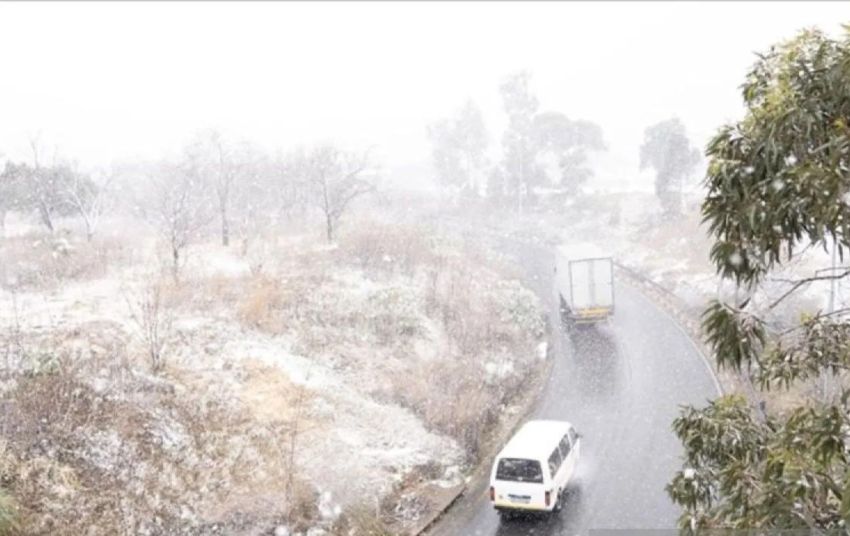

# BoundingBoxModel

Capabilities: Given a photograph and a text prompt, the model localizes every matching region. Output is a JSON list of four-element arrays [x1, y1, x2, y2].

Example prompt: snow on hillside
[[0, 221, 544, 535]]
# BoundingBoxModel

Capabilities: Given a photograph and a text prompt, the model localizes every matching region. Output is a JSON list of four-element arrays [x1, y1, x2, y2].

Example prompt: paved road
[[429, 239, 719, 536]]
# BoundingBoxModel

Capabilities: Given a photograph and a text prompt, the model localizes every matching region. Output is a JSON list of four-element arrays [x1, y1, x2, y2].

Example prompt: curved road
[[429, 238, 719, 536]]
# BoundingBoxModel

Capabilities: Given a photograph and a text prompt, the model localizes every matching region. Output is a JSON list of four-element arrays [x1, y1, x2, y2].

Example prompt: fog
[[2, 3, 849, 535], [1, 2, 846, 190]]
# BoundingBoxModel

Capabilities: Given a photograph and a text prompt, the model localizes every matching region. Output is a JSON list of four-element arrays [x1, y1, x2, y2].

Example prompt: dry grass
[[334, 505, 395, 536], [238, 358, 312, 424], [178, 224, 544, 466], [237, 274, 299, 331], [0, 363, 128, 535], [0, 222, 545, 533], [339, 226, 545, 462], [0, 487, 18, 536], [0, 232, 129, 291], [233, 269, 422, 354], [387, 359, 499, 459], [0, 329, 315, 536], [339, 222, 437, 278]]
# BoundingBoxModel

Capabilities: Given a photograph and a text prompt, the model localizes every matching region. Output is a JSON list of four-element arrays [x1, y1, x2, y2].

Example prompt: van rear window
[[495, 458, 543, 483]]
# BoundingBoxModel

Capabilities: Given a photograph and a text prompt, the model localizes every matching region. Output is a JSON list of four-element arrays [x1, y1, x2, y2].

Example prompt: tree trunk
[[325, 214, 334, 243], [84, 217, 94, 242], [39, 203, 54, 232], [171, 246, 180, 282], [220, 202, 230, 247]]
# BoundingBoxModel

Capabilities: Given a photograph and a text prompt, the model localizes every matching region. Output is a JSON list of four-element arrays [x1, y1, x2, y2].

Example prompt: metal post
[[830, 237, 837, 314], [824, 238, 838, 401]]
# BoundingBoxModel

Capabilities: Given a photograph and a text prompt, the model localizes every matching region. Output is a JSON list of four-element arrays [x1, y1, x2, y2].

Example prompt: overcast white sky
[[0, 1, 847, 188]]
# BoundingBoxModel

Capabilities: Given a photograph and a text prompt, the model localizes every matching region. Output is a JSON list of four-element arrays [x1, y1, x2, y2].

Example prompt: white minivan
[[489, 420, 581, 513]]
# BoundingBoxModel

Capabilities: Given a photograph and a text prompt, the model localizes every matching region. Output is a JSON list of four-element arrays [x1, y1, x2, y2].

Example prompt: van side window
[[568, 427, 579, 445], [559, 435, 571, 459], [548, 447, 563, 477]]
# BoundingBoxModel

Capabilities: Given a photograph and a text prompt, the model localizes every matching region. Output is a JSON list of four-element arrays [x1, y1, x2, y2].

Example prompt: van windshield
[[495, 458, 543, 483]]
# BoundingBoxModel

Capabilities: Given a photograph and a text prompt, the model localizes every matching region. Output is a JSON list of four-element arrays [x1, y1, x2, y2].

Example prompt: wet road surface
[[429, 239, 719, 536]]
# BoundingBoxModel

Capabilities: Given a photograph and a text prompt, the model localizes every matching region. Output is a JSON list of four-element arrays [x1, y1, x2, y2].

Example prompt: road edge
[[614, 263, 725, 397], [411, 304, 558, 536], [614, 262, 769, 407], [417, 258, 731, 536]]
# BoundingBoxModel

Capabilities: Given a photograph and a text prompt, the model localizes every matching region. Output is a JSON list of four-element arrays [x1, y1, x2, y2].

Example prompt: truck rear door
[[592, 258, 614, 309]]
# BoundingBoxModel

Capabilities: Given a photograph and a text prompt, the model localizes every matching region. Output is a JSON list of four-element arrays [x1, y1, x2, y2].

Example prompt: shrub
[[339, 222, 435, 278], [124, 277, 174, 372], [237, 274, 290, 330], [0, 488, 18, 536], [334, 505, 394, 536], [0, 232, 128, 291]]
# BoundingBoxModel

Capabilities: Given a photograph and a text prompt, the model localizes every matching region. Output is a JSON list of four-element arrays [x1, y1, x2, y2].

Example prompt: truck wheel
[[553, 489, 563, 512]]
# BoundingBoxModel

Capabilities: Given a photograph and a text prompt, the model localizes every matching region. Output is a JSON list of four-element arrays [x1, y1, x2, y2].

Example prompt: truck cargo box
[[555, 244, 614, 324]]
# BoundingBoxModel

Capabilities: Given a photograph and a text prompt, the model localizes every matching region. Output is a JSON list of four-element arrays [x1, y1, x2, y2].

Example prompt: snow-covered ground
[[0, 220, 544, 535]]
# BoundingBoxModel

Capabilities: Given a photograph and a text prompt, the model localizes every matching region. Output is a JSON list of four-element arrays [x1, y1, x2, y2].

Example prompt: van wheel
[[553, 489, 563, 512]]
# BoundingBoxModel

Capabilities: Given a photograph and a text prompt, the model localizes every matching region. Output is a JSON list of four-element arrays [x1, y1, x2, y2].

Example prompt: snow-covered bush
[[491, 280, 545, 338], [364, 286, 422, 343]]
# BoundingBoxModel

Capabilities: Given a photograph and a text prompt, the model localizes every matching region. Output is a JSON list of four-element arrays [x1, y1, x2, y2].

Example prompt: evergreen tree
[[640, 117, 700, 217], [670, 28, 850, 531]]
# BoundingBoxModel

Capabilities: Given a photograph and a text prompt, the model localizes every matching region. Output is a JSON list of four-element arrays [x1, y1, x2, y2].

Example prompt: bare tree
[[2, 138, 92, 234], [300, 145, 376, 242], [187, 130, 250, 247], [225, 144, 268, 256], [270, 149, 309, 225], [0, 162, 25, 236], [138, 158, 212, 281], [27, 136, 64, 232], [62, 166, 113, 241], [124, 278, 173, 372]]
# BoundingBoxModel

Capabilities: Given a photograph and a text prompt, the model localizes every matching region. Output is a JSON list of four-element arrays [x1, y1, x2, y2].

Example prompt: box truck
[[555, 244, 614, 324]]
